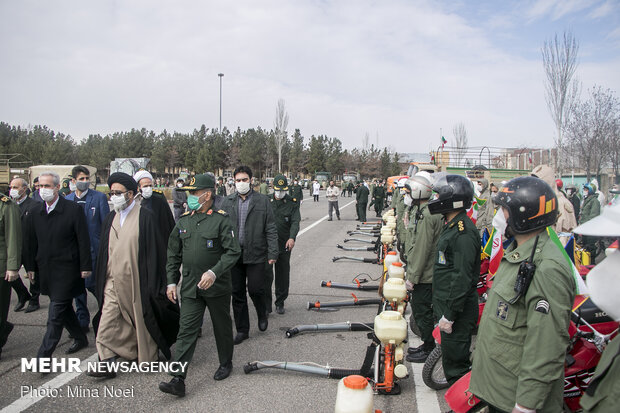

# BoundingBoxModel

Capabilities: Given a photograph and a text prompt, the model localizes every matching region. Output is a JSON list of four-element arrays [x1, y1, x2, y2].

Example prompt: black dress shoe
[[406, 348, 432, 363], [407, 344, 425, 355], [159, 377, 185, 397], [65, 340, 88, 354], [258, 316, 268, 332], [213, 361, 232, 380], [276, 305, 285, 315], [233, 332, 249, 345], [24, 302, 40, 313], [13, 299, 27, 312], [0, 322, 14, 348], [86, 362, 117, 379]]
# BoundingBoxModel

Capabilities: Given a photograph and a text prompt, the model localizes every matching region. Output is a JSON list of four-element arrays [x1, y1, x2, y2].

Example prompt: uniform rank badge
[[496, 300, 509, 321], [207, 240, 213, 248], [438, 251, 446, 265], [285, 217, 289, 222]]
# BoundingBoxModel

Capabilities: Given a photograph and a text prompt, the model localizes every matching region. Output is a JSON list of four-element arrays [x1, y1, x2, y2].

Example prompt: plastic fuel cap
[[392, 262, 402, 267], [343, 375, 368, 389], [387, 251, 397, 255]]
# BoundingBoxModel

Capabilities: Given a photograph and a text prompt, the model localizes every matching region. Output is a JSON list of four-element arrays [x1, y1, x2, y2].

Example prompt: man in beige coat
[[531, 165, 576, 245]]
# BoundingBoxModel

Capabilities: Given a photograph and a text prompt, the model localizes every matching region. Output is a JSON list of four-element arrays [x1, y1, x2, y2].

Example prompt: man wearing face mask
[[579, 183, 601, 255], [31, 177, 43, 202], [403, 175, 444, 363], [428, 174, 480, 384], [160, 174, 241, 396], [24, 171, 92, 357], [474, 177, 493, 235], [221, 166, 278, 345], [265, 175, 300, 315], [59, 177, 72, 197], [66, 165, 110, 333], [288, 179, 303, 204], [89, 172, 179, 378], [173, 178, 188, 222], [470, 176, 576, 413], [573, 203, 620, 413], [8, 178, 39, 313], [133, 170, 175, 245]]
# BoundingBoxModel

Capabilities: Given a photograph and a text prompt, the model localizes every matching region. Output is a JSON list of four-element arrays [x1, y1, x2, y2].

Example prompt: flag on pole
[[564, 234, 576, 265], [547, 227, 588, 295], [528, 152, 533, 165], [441, 136, 447, 149], [430, 152, 435, 163]]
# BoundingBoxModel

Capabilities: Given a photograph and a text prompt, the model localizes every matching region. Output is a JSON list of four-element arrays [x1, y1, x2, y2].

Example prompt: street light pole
[[218, 73, 224, 133]]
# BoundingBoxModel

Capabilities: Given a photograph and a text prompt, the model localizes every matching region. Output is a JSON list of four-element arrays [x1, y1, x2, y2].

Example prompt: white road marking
[[407, 322, 442, 412], [296, 200, 355, 237]]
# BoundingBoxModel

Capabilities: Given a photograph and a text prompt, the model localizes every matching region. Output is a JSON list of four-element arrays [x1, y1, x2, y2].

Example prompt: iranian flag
[[467, 199, 478, 224], [483, 227, 503, 275], [441, 136, 447, 148], [547, 227, 589, 295]]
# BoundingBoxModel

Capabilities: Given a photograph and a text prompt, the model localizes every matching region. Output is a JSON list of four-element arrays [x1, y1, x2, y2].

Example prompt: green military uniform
[[347, 181, 354, 197], [217, 178, 227, 197], [288, 182, 303, 203], [393, 189, 406, 255], [405, 203, 444, 351], [432, 210, 480, 384], [355, 184, 369, 222], [265, 175, 301, 313], [59, 178, 72, 197], [0, 196, 22, 358], [470, 231, 575, 412], [259, 182, 269, 195], [372, 184, 386, 217], [580, 335, 620, 412], [166, 174, 241, 379]]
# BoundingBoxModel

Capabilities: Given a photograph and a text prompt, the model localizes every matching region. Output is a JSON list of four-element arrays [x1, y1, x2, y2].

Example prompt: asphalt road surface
[[0, 191, 450, 413]]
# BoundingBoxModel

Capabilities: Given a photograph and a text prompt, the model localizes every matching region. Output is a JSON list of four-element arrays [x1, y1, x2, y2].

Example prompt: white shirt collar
[[119, 200, 136, 227], [46, 196, 60, 214]]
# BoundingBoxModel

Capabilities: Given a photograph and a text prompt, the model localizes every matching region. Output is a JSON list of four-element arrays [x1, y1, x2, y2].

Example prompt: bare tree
[[362, 132, 370, 150], [565, 86, 619, 180], [452, 122, 468, 167], [274, 98, 289, 173], [542, 30, 580, 173]]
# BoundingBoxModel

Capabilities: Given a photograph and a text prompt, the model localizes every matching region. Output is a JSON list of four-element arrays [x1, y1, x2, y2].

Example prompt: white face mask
[[111, 194, 129, 212], [141, 186, 153, 199], [69, 182, 77, 192], [275, 190, 286, 199], [587, 250, 620, 321], [177, 183, 183, 188], [9, 189, 21, 200], [492, 208, 508, 236], [40, 187, 56, 202], [236, 181, 250, 194], [403, 194, 413, 206], [476, 183, 483, 193]]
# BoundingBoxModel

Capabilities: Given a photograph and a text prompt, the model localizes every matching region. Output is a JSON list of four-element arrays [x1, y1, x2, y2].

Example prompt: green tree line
[[0, 122, 402, 179]]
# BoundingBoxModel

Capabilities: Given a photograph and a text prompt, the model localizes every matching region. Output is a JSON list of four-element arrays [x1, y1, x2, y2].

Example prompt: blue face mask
[[187, 194, 204, 211]]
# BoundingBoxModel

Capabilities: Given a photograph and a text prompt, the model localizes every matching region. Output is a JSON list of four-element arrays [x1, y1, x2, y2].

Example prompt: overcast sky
[[1, 0, 619, 153]]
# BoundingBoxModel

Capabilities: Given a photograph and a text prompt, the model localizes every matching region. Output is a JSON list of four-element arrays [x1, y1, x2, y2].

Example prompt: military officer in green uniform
[[59, 177, 72, 197], [217, 177, 227, 197], [265, 175, 300, 315], [470, 176, 575, 412], [393, 177, 407, 255], [403, 175, 444, 363], [159, 174, 241, 397], [0, 195, 22, 360], [428, 174, 480, 384], [579, 182, 600, 256], [288, 178, 303, 204], [573, 201, 620, 413], [372, 181, 386, 217], [355, 182, 369, 222]]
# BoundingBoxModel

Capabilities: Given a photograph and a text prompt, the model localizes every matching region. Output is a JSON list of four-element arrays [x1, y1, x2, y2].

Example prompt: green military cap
[[273, 174, 289, 190], [181, 174, 215, 190]]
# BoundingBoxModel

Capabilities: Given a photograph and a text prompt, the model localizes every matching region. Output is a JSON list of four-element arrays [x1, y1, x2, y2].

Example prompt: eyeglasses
[[108, 191, 127, 197]]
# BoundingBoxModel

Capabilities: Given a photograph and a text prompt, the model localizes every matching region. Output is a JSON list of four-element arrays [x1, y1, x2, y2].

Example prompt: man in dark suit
[[220, 166, 278, 345], [24, 171, 92, 357], [66, 165, 110, 332], [8, 178, 41, 313], [31, 177, 43, 203]]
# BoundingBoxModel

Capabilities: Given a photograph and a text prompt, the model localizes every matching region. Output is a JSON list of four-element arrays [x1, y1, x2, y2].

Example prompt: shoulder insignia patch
[[181, 211, 191, 217], [0, 196, 9, 203], [535, 300, 550, 314], [217, 209, 228, 216], [154, 189, 163, 194], [457, 220, 465, 232]]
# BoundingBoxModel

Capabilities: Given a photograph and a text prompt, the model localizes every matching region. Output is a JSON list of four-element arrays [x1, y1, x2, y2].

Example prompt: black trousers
[[74, 285, 96, 329], [38, 299, 87, 358], [231, 260, 267, 334], [10, 276, 36, 303], [264, 250, 291, 310], [0, 278, 11, 334]]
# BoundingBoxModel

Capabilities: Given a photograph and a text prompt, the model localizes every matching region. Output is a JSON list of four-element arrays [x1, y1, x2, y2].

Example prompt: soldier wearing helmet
[[580, 182, 601, 255], [470, 176, 576, 413], [393, 177, 409, 255], [402, 174, 444, 363], [427, 174, 481, 384]]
